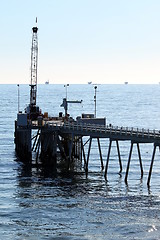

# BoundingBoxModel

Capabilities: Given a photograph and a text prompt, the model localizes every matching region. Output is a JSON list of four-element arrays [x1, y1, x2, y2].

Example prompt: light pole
[[17, 84, 20, 113], [94, 85, 97, 118], [64, 84, 69, 100]]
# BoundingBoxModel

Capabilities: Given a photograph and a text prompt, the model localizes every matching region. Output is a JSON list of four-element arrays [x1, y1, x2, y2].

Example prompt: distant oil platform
[[45, 80, 49, 84]]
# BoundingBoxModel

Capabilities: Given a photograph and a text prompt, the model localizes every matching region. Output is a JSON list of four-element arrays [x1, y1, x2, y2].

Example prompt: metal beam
[[147, 144, 157, 186], [81, 138, 87, 167], [104, 139, 112, 180], [137, 143, 143, 178], [97, 138, 104, 170], [36, 135, 41, 164], [125, 142, 133, 183], [116, 140, 122, 173], [85, 137, 92, 173], [68, 134, 74, 162], [57, 135, 67, 160]]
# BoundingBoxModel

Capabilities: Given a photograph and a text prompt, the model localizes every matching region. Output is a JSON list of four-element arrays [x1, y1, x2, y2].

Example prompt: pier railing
[[45, 121, 160, 142]]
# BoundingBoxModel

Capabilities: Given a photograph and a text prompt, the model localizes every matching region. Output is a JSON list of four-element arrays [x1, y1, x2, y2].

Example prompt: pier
[[14, 22, 160, 186], [15, 117, 160, 186]]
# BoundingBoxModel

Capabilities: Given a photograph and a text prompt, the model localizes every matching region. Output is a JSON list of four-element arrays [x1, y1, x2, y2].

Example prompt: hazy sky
[[1, 0, 160, 84]]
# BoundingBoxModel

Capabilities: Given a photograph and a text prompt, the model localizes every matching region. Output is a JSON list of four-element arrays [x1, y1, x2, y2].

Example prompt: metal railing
[[45, 121, 160, 140]]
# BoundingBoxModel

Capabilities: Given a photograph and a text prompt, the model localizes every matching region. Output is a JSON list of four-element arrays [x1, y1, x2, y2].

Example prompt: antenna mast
[[30, 19, 38, 106]]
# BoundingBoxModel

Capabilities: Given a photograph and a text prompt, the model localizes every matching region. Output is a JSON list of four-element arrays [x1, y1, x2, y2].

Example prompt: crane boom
[[25, 22, 40, 120], [61, 98, 82, 117], [30, 26, 38, 106]]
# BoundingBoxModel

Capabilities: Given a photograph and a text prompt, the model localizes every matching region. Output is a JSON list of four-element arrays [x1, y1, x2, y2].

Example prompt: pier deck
[[46, 121, 160, 144], [15, 119, 160, 186]]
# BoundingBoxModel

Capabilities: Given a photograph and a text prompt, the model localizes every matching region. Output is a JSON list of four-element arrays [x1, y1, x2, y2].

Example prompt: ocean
[[1, 84, 160, 239]]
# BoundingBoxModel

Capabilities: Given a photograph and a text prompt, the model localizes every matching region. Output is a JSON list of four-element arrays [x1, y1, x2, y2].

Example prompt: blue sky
[[1, 0, 160, 84]]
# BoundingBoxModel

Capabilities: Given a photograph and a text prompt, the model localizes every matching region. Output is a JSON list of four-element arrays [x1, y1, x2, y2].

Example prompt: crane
[[26, 19, 40, 120], [61, 98, 82, 118], [30, 24, 38, 106]]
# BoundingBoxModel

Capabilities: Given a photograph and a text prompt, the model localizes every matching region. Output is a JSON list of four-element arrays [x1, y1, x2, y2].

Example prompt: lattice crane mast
[[26, 20, 40, 120], [30, 25, 38, 106]]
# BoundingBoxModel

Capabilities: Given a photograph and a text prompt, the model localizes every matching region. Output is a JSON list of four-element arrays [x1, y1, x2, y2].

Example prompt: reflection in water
[[13, 161, 160, 240]]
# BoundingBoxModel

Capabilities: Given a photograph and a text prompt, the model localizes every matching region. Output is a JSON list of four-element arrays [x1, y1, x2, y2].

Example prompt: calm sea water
[[1, 84, 160, 239]]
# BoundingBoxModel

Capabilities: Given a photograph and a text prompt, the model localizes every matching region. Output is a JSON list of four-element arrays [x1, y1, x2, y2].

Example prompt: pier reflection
[[14, 156, 160, 240]]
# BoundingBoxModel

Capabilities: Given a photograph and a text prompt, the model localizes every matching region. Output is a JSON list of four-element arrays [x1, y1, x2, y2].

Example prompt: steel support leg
[[137, 143, 143, 178], [116, 140, 122, 173], [81, 138, 87, 167], [97, 138, 104, 170], [67, 135, 74, 169], [85, 138, 92, 173], [32, 129, 40, 151], [36, 135, 41, 164], [125, 142, 133, 184], [35, 134, 40, 152], [69, 135, 74, 161], [147, 145, 156, 186], [57, 136, 67, 160], [104, 139, 112, 180]]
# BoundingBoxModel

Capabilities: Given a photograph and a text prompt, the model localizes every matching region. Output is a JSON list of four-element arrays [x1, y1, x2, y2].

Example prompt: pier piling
[[125, 142, 144, 183], [97, 138, 104, 170], [125, 142, 133, 183], [147, 144, 157, 186], [104, 139, 112, 180]]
